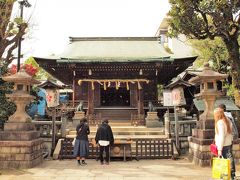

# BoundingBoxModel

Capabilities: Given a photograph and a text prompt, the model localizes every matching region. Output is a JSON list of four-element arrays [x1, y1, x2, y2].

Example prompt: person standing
[[73, 118, 90, 166], [218, 104, 239, 140], [95, 118, 114, 165], [214, 108, 236, 179]]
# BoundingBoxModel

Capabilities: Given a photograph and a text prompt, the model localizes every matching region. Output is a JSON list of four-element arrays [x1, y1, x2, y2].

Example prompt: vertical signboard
[[46, 89, 59, 107], [172, 87, 186, 106], [163, 90, 173, 106]]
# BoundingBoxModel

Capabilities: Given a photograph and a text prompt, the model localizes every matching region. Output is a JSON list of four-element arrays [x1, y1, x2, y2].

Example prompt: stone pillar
[[61, 115, 67, 137], [164, 111, 170, 138], [145, 112, 162, 128]]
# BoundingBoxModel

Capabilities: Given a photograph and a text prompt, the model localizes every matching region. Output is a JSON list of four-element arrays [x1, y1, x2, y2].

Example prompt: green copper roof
[[55, 37, 175, 63], [193, 97, 240, 111]]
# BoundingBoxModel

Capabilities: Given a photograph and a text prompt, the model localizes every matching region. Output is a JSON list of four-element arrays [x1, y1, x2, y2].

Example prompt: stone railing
[[32, 116, 67, 138], [164, 113, 197, 154], [169, 119, 197, 137], [32, 120, 62, 137]]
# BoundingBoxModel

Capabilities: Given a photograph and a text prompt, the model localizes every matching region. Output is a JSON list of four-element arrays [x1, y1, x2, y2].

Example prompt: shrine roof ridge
[[69, 37, 160, 42]]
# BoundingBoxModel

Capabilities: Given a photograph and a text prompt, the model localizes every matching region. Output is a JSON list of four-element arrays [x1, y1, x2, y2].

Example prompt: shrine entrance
[[100, 87, 130, 106]]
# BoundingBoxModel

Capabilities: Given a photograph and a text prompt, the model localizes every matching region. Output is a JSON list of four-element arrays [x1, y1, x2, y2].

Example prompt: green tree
[[191, 37, 234, 97], [168, 0, 240, 106]]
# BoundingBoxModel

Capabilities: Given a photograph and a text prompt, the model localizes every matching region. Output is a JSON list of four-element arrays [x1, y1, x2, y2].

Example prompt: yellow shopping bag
[[212, 157, 230, 179]]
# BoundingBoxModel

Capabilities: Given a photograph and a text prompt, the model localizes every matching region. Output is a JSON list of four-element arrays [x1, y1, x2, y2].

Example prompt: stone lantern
[[188, 63, 228, 166], [3, 69, 40, 124], [0, 69, 43, 168]]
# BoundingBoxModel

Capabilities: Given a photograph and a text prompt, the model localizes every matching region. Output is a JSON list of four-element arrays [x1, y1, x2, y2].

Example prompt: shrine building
[[34, 37, 197, 126]]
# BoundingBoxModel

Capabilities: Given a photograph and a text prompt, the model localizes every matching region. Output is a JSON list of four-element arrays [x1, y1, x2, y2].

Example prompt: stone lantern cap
[[3, 69, 40, 84], [189, 63, 228, 85]]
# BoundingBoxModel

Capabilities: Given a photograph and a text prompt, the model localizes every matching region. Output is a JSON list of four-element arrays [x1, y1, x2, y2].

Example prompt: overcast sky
[[12, 0, 170, 60]]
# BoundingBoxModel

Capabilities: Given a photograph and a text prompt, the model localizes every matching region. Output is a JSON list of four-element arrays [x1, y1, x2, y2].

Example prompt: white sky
[[12, 0, 170, 59]]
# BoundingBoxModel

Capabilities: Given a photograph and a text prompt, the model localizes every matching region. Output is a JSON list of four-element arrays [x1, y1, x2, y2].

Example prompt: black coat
[[76, 122, 90, 141], [95, 123, 114, 145]]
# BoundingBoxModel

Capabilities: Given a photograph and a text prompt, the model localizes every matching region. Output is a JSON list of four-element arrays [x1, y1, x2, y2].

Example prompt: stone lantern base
[[188, 119, 214, 166], [0, 122, 43, 168], [145, 112, 162, 128]]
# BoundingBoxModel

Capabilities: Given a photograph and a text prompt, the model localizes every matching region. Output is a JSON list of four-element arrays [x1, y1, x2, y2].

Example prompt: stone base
[[4, 122, 36, 131], [196, 119, 214, 129], [0, 131, 40, 141], [189, 136, 240, 167], [188, 136, 213, 167], [192, 128, 214, 140], [0, 138, 43, 168], [0, 122, 40, 141], [146, 120, 163, 128], [145, 112, 162, 128]]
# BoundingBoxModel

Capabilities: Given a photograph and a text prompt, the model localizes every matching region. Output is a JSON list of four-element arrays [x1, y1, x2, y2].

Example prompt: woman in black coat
[[95, 118, 114, 165], [73, 118, 90, 165]]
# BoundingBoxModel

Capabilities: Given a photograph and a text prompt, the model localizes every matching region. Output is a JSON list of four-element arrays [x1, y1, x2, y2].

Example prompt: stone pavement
[[0, 158, 239, 180]]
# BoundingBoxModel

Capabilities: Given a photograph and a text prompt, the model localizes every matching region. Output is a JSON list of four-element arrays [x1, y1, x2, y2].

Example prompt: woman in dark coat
[[73, 118, 90, 165], [95, 118, 114, 165]]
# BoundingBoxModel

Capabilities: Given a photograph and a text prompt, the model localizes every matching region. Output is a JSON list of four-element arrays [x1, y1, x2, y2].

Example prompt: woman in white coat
[[214, 108, 236, 179]]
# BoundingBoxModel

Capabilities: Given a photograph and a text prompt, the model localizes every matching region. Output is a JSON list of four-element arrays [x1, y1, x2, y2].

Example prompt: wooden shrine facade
[[34, 37, 197, 124]]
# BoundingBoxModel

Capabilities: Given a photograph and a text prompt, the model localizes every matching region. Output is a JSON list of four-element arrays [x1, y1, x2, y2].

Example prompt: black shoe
[[77, 160, 81, 166], [81, 161, 87, 165]]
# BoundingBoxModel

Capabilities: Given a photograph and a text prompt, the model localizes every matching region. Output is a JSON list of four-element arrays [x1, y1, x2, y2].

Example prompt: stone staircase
[[67, 125, 165, 138]]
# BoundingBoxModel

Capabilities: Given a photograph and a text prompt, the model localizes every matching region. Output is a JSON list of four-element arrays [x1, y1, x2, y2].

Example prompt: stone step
[[68, 132, 164, 137], [67, 127, 164, 136], [90, 126, 164, 131], [66, 134, 167, 139]]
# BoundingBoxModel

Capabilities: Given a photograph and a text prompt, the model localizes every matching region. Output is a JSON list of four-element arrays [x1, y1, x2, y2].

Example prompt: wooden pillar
[[138, 88, 144, 115], [72, 77, 75, 107], [87, 82, 94, 115]]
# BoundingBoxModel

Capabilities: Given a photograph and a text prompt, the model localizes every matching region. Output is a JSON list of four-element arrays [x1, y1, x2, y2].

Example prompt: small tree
[[0, 0, 28, 128], [168, 0, 240, 106], [0, 0, 28, 66], [0, 65, 16, 129]]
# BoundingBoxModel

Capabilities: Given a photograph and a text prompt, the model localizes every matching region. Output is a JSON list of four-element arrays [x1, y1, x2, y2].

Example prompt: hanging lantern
[[88, 69, 92, 75], [155, 69, 158, 76], [139, 69, 143, 75]]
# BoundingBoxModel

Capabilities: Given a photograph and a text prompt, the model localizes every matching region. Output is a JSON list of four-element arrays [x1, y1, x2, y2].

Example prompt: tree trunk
[[224, 38, 240, 107]]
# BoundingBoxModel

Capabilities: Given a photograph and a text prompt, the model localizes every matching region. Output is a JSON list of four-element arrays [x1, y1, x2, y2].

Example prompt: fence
[[135, 139, 173, 160], [59, 138, 173, 160]]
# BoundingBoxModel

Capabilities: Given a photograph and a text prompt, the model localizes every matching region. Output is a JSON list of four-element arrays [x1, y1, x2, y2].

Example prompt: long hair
[[214, 108, 231, 134]]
